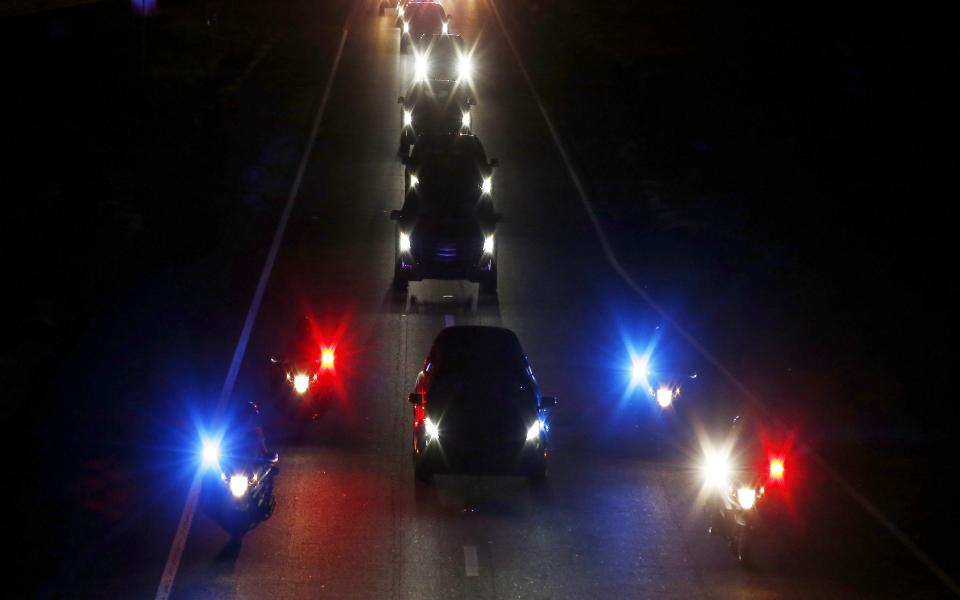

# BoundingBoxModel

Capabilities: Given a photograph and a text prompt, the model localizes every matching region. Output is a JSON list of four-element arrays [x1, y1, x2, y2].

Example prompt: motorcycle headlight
[[525, 420, 543, 442], [424, 417, 440, 442], [293, 374, 310, 394], [399, 232, 411, 252], [409, 174, 419, 189], [229, 474, 250, 498], [403, 109, 413, 127], [441, 21, 448, 35], [655, 385, 675, 408], [483, 234, 494, 254], [461, 110, 471, 128], [402, 22, 409, 33], [736, 487, 757, 510]]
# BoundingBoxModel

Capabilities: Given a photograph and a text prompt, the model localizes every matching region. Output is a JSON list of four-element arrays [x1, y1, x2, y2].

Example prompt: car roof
[[413, 132, 484, 156], [430, 326, 524, 360], [424, 34, 464, 47], [407, 80, 469, 102], [406, 2, 444, 15]]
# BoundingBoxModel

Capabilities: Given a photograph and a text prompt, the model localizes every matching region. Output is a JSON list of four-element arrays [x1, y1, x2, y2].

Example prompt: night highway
[[3, 0, 958, 598]]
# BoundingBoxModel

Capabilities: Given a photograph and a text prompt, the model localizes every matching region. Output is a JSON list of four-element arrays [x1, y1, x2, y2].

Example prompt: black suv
[[398, 80, 474, 155], [390, 133, 500, 293], [407, 326, 558, 482]]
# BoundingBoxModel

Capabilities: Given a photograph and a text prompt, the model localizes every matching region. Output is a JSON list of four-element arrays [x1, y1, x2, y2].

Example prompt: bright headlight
[[403, 109, 413, 127], [703, 450, 731, 490], [424, 417, 440, 441], [229, 474, 250, 498], [414, 54, 428, 81], [399, 232, 411, 252], [409, 174, 419, 188], [293, 374, 310, 394], [481, 176, 492, 195], [461, 110, 471, 128], [736, 487, 757, 510], [441, 21, 448, 35], [201, 440, 220, 468], [525, 420, 542, 442], [458, 55, 473, 80], [483, 234, 494, 254], [655, 386, 675, 408], [402, 22, 409, 33]]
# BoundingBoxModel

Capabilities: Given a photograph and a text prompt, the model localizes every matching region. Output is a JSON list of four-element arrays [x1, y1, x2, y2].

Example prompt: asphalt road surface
[[33, 0, 953, 598]]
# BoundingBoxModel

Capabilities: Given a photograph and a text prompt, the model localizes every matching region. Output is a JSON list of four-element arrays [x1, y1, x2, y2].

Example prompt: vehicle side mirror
[[269, 451, 279, 465], [488, 158, 499, 168], [408, 392, 421, 404], [268, 355, 281, 365], [397, 95, 405, 104], [390, 209, 403, 220], [446, 14, 453, 20], [466, 97, 475, 107], [541, 396, 558, 409]]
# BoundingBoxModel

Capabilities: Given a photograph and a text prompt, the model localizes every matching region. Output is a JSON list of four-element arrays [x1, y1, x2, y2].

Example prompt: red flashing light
[[769, 457, 785, 480], [320, 348, 335, 370]]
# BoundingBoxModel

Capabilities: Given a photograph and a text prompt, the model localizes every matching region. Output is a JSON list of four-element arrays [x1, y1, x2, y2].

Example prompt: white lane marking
[[154, 9, 358, 600], [486, 1, 960, 595], [444, 314, 455, 327], [463, 545, 479, 577]]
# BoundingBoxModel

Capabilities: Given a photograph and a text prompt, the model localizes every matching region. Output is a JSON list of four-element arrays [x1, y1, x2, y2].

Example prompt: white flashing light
[[481, 176, 492, 195], [399, 232, 412, 252], [461, 110, 471, 128], [403, 109, 413, 127], [409, 174, 419, 188], [442, 21, 448, 35], [703, 450, 731, 490]]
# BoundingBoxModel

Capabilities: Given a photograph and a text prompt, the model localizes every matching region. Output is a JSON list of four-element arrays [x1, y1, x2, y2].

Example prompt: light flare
[[229, 474, 250, 498], [293, 374, 310, 394]]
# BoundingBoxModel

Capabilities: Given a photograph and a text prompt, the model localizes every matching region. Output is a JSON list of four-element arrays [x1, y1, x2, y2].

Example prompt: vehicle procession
[[196, 0, 796, 569]]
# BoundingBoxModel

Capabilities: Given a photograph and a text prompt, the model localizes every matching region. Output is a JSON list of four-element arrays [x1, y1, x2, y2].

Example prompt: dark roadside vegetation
[[2, 0, 349, 594], [497, 0, 959, 586]]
